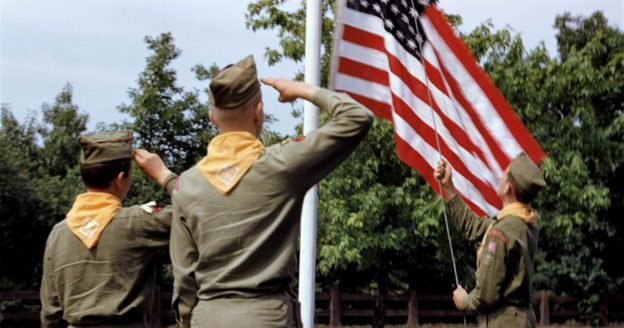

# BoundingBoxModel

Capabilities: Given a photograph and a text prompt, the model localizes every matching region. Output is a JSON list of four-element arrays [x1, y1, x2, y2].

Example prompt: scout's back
[[171, 88, 372, 303], [173, 145, 307, 301], [41, 206, 170, 327]]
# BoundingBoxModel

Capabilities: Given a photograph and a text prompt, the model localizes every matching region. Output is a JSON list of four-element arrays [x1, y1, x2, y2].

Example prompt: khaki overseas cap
[[508, 152, 546, 199], [209, 55, 261, 109], [78, 131, 133, 165]]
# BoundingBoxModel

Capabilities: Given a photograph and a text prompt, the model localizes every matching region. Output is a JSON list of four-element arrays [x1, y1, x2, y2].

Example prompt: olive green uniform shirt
[[40, 181, 177, 328], [170, 89, 373, 326], [447, 195, 538, 327]]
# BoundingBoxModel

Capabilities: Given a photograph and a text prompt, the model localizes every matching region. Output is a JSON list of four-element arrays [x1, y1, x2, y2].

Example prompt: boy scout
[[434, 153, 546, 327], [40, 131, 178, 327], [170, 55, 373, 327]]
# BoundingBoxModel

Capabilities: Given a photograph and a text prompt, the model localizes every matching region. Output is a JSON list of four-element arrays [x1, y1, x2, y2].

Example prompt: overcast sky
[[1, 0, 622, 135]]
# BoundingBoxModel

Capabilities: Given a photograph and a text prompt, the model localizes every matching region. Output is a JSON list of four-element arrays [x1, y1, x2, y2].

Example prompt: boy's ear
[[209, 110, 218, 127], [114, 171, 126, 189]]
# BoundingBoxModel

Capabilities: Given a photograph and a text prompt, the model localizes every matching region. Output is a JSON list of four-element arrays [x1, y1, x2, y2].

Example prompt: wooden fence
[[1, 289, 623, 327]]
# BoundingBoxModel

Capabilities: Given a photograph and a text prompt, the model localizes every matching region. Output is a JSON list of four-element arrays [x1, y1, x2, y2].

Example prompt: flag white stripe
[[337, 40, 389, 71], [334, 73, 393, 104]]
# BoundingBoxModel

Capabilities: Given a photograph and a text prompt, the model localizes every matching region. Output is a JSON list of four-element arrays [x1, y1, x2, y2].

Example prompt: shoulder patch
[[483, 253, 494, 266], [487, 228, 508, 244]]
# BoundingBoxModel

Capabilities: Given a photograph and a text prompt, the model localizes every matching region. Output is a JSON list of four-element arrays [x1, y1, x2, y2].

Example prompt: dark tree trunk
[[373, 270, 389, 328]]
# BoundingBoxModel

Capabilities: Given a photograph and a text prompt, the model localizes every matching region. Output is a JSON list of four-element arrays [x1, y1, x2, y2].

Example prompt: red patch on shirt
[[487, 228, 508, 244], [152, 207, 163, 214], [291, 136, 305, 142]]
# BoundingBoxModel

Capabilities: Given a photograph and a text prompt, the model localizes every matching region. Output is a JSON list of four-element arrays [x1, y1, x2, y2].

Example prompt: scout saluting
[[40, 131, 178, 328], [169, 55, 373, 327], [434, 153, 546, 327]]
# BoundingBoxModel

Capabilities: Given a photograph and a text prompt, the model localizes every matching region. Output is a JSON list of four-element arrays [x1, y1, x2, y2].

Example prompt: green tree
[[119, 32, 216, 176], [1, 84, 88, 291], [0, 106, 49, 290], [38, 83, 88, 177], [118, 32, 217, 205]]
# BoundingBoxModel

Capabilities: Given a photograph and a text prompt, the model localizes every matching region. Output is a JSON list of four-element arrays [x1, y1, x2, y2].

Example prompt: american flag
[[331, 0, 546, 216]]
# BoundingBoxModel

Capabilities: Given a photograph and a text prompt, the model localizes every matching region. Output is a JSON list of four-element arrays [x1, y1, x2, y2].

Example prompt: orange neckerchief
[[197, 131, 264, 195], [66, 192, 122, 249], [476, 202, 537, 266]]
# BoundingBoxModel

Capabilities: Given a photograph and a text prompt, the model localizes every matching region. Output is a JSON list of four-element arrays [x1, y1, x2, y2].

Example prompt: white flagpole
[[298, 0, 322, 327]]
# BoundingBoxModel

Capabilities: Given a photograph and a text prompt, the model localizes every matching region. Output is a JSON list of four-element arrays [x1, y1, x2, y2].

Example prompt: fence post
[[538, 290, 549, 326], [407, 290, 419, 328], [329, 287, 342, 327], [152, 285, 162, 328], [602, 296, 609, 326]]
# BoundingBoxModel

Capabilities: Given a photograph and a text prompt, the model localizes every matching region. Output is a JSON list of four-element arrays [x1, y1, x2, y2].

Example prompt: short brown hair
[[211, 90, 262, 125], [80, 159, 131, 189], [508, 171, 537, 204]]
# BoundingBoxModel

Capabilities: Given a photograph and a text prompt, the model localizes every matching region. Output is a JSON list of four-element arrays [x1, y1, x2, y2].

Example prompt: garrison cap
[[508, 152, 546, 201], [209, 55, 261, 109], [78, 131, 133, 165]]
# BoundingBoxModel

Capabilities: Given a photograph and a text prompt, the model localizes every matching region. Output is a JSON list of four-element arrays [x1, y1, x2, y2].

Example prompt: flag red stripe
[[394, 135, 487, 217], [392, 94, 502, 208], [424, 7, 546, 164], [340, 90, 394, 121], [338, 57, 389, 86], [342, 24, 385, 53]]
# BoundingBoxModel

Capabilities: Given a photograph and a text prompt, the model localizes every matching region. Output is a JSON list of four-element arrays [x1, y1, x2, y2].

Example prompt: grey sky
[[1, 0, 622, 135]]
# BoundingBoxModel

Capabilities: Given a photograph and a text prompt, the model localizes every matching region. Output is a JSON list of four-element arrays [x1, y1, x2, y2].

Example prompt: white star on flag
[[390, 4, 399, 14], [384, 18, 394, 29]]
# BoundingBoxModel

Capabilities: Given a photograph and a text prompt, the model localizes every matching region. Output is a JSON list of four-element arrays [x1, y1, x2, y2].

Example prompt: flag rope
[[410, 1, 466, 325]]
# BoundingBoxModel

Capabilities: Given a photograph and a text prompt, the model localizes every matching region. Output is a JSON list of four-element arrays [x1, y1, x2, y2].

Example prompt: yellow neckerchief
[[476, 202, 537, 266], [66, 192, 122, 249], [197, 131, 264, 195]]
